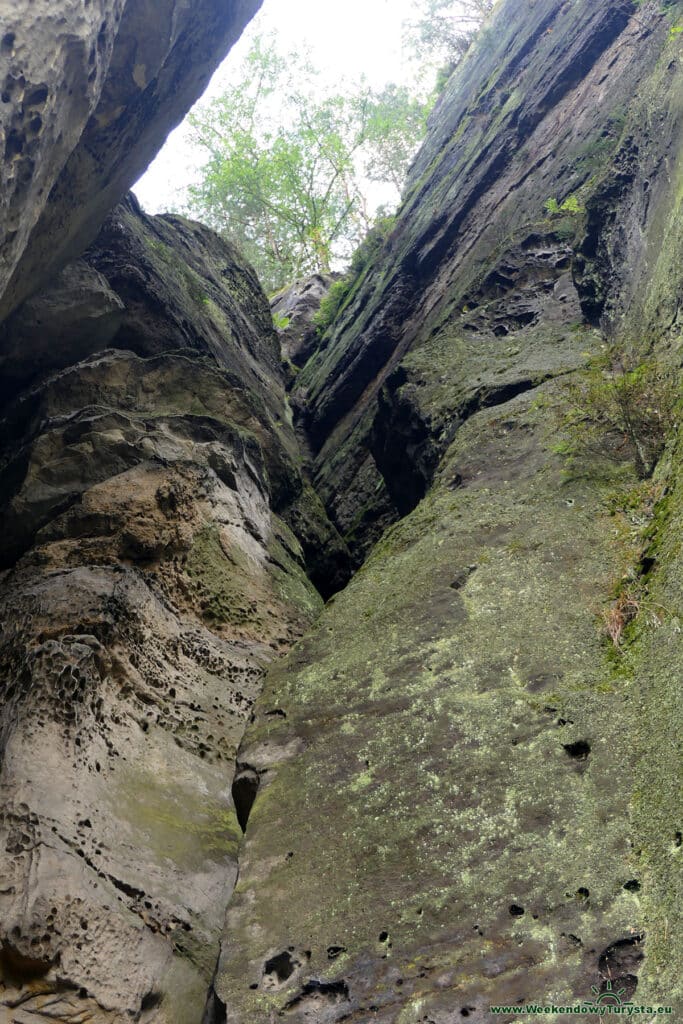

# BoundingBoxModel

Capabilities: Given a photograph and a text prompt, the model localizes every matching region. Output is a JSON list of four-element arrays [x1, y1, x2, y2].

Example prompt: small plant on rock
[[554, 351, 678, 480], [272, 311, 291, 331], [544, 194, 584, 216], [602, 589, 641, 648]]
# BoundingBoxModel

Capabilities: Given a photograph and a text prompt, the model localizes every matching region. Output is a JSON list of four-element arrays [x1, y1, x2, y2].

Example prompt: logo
[[584, 981, 631, 1011], [490, 980, 673, 1016]]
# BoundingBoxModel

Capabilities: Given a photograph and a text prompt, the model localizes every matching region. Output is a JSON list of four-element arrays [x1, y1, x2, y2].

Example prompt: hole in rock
[[141, 991, 162, 1011], [576, 887, 590, 899], [450, 565, 477, 590], [563, 740, 591, 761], [0, 942, 55, 984], [232, 768, 260, 833], [4, 131, 23, 159], [598, 935, 644, 1000], [675, 831, 682, 848], [623, 880, 641, 893], [284, 978, 350, 1009], [204, 988, 227, 1024], [509, 904, 525, 917], [264, 950, 296, 983], [378, 931, 389, 942], [26, 84, 48, 108]]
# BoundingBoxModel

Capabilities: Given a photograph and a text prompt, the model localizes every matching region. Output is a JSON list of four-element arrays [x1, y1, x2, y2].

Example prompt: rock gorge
[[0, 1, 681, 1023]]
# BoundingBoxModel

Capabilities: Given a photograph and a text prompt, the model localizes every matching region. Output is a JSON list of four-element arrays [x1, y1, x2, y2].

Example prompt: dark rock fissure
[[371, 370, 556, 520], [282, 978, 351, 1011], [202, 987, 228, 1024], [232, 767, 260, 834]]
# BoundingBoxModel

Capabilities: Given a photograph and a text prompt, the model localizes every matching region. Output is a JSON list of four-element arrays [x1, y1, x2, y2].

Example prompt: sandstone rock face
[[0, 0, 260, 324], [211, 0, 683, 1019], [293, 0, 656, 545], [0, 200, 335, 1021]]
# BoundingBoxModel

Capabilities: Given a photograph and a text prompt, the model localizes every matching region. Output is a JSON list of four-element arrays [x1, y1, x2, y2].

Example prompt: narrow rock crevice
[[371, 370, 560, 521], [202, 986, 228, 1024], [232, 767, 260, 834]]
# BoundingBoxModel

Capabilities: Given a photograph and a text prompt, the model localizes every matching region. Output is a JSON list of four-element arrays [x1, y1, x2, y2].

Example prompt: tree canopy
[[187, 39, 428, 292], [403, 0, 495, 72], [186, 2, 493, 292]]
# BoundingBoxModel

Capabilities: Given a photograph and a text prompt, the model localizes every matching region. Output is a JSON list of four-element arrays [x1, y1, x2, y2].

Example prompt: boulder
[[210, 0, 683, 1018]]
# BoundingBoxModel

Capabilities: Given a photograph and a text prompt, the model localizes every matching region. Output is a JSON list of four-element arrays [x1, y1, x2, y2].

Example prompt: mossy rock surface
[[209, 5, 683, 1020], [214, 385, 655, 1021]]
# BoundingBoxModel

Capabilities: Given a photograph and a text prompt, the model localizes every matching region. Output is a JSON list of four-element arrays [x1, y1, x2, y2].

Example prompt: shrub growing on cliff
[[544, 194, 584, 216], [313, 214, 396, 336], [554, 352, 678, 479]]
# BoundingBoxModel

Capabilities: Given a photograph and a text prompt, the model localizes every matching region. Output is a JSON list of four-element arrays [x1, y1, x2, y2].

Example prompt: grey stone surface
[[0, 203, 326, 1022], [0, 0, 261, 323], [0, 260, 125, 398]]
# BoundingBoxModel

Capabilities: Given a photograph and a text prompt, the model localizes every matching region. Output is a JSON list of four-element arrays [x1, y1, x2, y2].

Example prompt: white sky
[[134, 0, 419, 215]]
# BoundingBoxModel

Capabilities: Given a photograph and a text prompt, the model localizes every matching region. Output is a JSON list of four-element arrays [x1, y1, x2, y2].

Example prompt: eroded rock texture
[[0, 0, 260, 323], [0, 197, 345, 1021], [212, 0, 683, 1019]]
